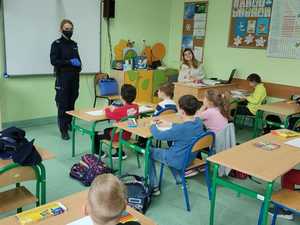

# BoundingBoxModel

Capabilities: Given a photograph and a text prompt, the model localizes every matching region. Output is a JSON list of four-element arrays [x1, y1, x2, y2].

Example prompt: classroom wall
[[2, 0, 300, 124], [166, 0, 300, 86], [0, 0, 172, 123]]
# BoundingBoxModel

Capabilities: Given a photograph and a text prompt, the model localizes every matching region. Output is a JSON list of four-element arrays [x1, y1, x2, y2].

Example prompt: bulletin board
[[181, 1, 209, 63], [267, 0, 300, 59], [228, 0, 273, 49]]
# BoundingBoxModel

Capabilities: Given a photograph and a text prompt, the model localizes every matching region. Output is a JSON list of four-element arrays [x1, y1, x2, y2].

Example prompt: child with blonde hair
[[85, 174, 140, 225]]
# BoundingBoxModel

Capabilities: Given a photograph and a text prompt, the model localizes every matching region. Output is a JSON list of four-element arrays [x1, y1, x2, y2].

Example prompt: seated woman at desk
[[178, 48, 205, 82]]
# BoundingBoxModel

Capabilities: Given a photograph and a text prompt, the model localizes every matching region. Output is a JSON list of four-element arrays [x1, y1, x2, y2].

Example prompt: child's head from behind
[[247, 73, 261, 87], [121, 84, 137, 104], [86, 174, 126, 225], [204, 90, 229, 119], [158, 83, 174, 100], [178, 95, 201, 116]]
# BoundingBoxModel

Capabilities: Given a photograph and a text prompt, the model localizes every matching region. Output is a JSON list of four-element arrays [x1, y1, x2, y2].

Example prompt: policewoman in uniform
[[50, 19, 82, 140]]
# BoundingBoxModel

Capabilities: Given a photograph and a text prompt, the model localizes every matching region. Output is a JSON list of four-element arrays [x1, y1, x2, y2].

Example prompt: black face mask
[[62, 30, 73, 39]]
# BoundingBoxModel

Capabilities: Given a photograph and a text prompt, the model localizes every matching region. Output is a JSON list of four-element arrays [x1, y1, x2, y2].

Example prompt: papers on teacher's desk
[[85, 110, 104, 116], [285, 138, 300, 148]]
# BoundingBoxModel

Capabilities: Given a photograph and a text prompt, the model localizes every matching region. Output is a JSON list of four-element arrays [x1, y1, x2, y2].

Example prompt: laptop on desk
[[209, 69, 237, 85]]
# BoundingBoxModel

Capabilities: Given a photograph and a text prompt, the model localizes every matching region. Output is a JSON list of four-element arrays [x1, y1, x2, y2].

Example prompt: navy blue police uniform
[[50, 36, 81, 137]]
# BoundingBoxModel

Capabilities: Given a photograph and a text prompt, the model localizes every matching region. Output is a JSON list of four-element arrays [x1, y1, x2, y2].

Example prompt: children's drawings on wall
[[229, 0, 273, 49]]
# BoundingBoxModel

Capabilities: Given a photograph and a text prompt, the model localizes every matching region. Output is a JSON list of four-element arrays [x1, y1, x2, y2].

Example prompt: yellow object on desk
[[16, 202, 66, 225], [271, 129, 300, 138]]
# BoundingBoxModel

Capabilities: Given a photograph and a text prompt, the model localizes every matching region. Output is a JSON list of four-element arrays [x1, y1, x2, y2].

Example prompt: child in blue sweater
[[149, 95, 204, 195]]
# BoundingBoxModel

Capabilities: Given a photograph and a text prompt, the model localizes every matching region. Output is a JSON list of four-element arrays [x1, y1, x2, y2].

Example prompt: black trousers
[[55, 72, 79, 133], [236, 101, 254, 116]]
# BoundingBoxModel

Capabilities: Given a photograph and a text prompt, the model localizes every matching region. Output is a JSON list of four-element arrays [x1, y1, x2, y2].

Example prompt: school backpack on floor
[[119, 174, 151, 214], [70, 154, 113, 186], [0, 126, 42, 165]]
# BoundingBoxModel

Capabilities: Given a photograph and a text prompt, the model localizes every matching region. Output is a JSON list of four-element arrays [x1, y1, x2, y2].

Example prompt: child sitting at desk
[[137, 83, 177, 148], [185, 90, 230, 178], [94, 84, 139, 160], [153, 83, 177, 116], [236, 73, 266, 116], [148, 95, 204, 195], [85, 174, 140, 225], [197, 89, 229, 133]]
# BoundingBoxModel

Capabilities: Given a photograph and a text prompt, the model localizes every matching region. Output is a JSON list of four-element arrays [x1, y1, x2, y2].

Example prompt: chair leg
[[136, 153, 141, 168], [93, 97, 97, 108], [181, 175, 191, 211], [271, 205, 280, 225], [257, 202, 264, 225], [158, 164, 165, 189], [107, 144, 113, 171], [204, 163, 212, 200]]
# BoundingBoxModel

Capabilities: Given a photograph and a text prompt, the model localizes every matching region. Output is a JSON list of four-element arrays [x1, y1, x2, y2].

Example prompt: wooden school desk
[[1, 147, 55, 209], [173, 82, 237, 103], [67, 103, 155, 157], [253, 101, 300, 137], [207, 131, 300, 225], [0, 190, 157, 225], [115, 114, 183, 182]]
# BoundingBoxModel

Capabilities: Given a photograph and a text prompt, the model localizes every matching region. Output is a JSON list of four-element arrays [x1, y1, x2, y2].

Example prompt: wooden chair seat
[[272, 189, 300, 212], [0, 186, 37, 213], [186, 158, 206, 171]]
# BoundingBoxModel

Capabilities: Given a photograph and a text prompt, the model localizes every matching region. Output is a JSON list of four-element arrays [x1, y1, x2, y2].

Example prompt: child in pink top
[[197, 90, 229, 133], [185, 90, 230, 178]]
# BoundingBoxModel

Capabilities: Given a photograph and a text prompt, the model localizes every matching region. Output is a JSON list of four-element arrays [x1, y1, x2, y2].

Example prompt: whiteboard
[[267, 0, 300, 59], [3, 0, 101, 76]]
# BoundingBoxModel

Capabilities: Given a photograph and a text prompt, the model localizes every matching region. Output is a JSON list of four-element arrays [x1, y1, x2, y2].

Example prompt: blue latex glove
[[70, 58, 81, 67]]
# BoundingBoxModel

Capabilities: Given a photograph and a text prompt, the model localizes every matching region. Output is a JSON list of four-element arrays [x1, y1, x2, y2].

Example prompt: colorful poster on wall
[[181, 1, 208, 63], [228, 0, 273, 49], [182, 35, 193, 49]]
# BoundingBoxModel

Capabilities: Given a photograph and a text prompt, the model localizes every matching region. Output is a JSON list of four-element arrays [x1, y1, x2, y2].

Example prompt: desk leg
[[118, 130, 124, 176], [91, 122, 97, 154], [261, 182, 274, 225], [72, 118, 76, 157], [144, 138, 152, 184], [284, 116, 290, 129], [38, 163, 47, 204], [253, 110, 263, 138], [209, 164, 219, 225]]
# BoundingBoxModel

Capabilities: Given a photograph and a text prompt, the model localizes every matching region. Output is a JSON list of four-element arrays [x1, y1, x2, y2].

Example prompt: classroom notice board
[[267, 0, 300, 59], [228, 0, 273, 49], [181, 1, 208, 63]]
